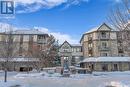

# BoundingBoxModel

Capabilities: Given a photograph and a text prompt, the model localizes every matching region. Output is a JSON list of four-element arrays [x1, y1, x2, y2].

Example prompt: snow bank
[[0, 81, 27, 87], [14, 72, 62, 78], [104, 81, 130, 87], [82, 57, 130, 62], [14, 72, 46, 78], [93, 71, 130, 76]]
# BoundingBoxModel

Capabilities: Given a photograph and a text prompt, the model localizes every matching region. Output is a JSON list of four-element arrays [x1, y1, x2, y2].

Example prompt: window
[[118, 49, 123, 53], [113, 64, 118, 71], [63, 49, 70, 52], [76, 48, 80, 52], [101, 32, 106, 38], [37, 45, 42, 50], [102, 42, 107, 48], [73, 48, 76, 52], [38, 35, 44, 39], [29, 35, 33, 42], [71, 56, 76, 66], [88, 43, 92, 47], [20, 35, 23, 44]]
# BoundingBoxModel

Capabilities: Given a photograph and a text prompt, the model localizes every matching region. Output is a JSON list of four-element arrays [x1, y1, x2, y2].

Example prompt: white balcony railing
[[37, 39, 46, 44], [99, 36, 110, 39], [98, 47, 110, 51]]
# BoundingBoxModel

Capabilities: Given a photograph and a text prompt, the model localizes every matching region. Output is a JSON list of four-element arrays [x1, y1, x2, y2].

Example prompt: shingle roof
[[85, 27, 99, 34], [0, 58, 39, 62]]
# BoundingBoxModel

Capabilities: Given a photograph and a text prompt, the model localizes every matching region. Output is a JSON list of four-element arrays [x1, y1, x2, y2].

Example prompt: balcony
[[98, 46, 110, 51], [118, 50, 124, 53], [37, 39, 46, 44], [88, 37, 92, 41], [88, 47, 93, 51], [99, 36, 110, 40]]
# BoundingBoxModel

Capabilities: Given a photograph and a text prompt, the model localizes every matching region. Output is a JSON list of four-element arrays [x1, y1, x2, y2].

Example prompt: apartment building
[[80, 23, 130, 71], [0, 29, 51, 71], [59, 41, 83, 67], [80, 23, 118, 57]]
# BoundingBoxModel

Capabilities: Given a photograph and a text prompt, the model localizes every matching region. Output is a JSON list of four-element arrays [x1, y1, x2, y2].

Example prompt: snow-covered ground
[[0, 71, 130, 87]]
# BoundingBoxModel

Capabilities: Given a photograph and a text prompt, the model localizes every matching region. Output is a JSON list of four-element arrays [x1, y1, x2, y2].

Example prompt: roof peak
[[85, 23, 112, 34]]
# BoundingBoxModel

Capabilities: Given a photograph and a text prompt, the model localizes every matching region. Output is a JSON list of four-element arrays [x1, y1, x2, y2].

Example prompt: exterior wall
[[82, 33, 118, 57], [81, 62, 130, 71], [59, 41, 83, 67], [110, 40, 118, 56], [80, 24, 124, 58], [80, 24, 130, 71], [0, 30, 52, 71], [82, 42, 88, 58], [0, 61, 41, 71]]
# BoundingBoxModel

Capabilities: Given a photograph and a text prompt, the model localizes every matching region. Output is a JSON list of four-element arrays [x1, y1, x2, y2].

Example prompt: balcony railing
[[37, 39, 46, 44], [99, 36, 110, 39], [88, 47, 93, 50], [98, 47, 110, 51], [88, 37, 92, 41]]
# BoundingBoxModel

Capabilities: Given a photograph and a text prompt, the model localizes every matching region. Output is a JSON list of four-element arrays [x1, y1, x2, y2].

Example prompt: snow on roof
[[12, 30, 46, 35], [0, 58, 39, 62], [81, 57, 130, 63], [71, 44, 82, 47], [85, 27, 98, 34], [42, 67, 56, 70]]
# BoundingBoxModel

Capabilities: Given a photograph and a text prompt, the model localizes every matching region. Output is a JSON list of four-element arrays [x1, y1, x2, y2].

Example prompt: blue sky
[[0, 0, 121, 44]]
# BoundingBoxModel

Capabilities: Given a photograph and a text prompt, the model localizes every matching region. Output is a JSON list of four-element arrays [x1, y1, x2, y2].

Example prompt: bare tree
[[108, 0, 130, 30], [32, 35, 59, 71], [108, 0, 130, 55], [0, 27, 17, 82]]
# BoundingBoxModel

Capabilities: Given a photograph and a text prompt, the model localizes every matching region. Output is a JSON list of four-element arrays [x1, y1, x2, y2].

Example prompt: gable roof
[[59, 41, 72, 48], [85, 23, 112, 34], [71, 44, 82, 47], [80, 23, 113, 43]]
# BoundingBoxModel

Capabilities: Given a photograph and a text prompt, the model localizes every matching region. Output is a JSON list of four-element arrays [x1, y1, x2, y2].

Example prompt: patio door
[[113, 64, 118, 71]]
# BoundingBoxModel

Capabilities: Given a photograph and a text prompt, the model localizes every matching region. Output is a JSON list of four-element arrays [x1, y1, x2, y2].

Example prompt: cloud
[[0, 22, 79, 44], [34, 27, 79, 44], [13, 0, 89, 13]]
